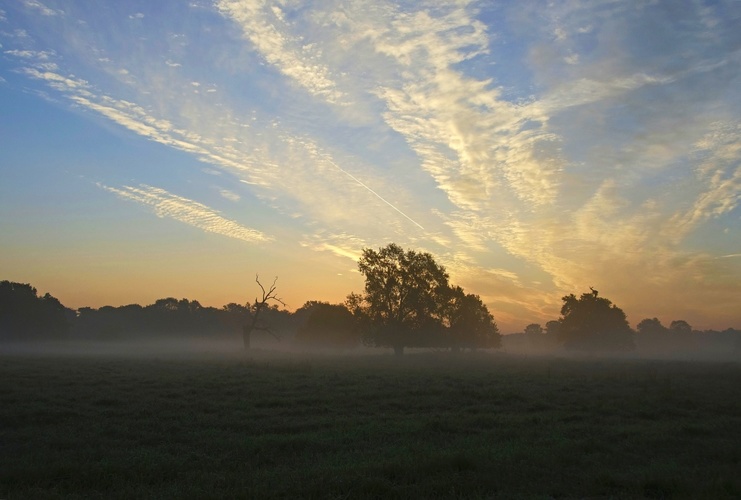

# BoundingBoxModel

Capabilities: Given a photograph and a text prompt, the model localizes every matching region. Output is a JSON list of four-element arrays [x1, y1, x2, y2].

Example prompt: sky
[[1, 0, 740, 333]]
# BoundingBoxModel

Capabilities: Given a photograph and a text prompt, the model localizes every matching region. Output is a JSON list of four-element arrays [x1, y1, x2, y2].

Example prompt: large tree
[[444, 286, 501, 351], [558, 288, 634, 352], [351, 244, 451, 354], [350, 244, 499, 355]]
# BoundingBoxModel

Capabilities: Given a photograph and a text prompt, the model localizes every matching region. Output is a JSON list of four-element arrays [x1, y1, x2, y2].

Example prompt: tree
[[0, 281, 70, 339], [669, 320, 692, 335], [637, 317, 668, 335], [524, 323, 543, 336], [350, 244, 500, 355], [558, 288, 633, 352], [445, 286, 500, 351], [352, 244, 451, 355], [545, 320, 561, 337], [294, 302, 359, 349], [242, 275, 285, 351]]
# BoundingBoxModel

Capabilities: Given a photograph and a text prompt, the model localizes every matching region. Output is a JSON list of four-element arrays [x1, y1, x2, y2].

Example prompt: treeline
[[3, 244, 741, 359], [509, 305, 741, 359], [0, 281, 72, 339], [0, 280, 339, 344]]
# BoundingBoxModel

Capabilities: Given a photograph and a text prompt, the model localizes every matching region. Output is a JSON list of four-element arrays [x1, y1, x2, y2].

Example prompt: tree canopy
[[294, 302, 359, 349], [445, 286, 500, 351], [636, 317, 668, 335], [0, 281, 71, 339], [557, 288, 634, 352], [349, 244, 499, 354]]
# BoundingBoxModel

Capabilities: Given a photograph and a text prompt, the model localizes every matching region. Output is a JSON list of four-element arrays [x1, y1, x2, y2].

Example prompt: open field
[[2, 347, 741, 499]]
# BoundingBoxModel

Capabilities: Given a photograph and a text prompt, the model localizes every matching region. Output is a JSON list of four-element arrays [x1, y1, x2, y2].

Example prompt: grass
[[1, 349, 741, 498]]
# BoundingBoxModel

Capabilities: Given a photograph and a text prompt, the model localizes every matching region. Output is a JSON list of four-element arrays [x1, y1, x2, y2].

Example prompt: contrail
[[325, 158, 425, 231]]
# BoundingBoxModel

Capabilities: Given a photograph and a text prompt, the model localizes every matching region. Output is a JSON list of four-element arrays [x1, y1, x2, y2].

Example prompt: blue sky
[[1, 0, 740, 332]]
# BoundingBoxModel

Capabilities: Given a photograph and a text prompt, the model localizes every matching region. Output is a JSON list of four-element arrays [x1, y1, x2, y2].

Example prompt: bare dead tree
[[243, 275, 286, 351]]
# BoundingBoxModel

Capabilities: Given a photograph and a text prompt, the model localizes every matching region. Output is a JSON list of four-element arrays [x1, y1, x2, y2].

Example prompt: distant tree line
[[513, 289, 741, 358], [2, 243, 740, 358], [0, 280, 295, 343]]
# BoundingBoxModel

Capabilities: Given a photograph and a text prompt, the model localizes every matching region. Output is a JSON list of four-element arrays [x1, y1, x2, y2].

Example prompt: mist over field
[[2, 332, 739, 363]]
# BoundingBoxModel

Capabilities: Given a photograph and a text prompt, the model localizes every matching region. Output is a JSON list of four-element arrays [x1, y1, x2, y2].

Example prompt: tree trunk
[[242, 325, 251, 351]]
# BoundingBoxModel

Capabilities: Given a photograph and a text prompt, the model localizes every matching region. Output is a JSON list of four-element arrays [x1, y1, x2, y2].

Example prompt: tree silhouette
[[294, 302, 358, 349], [558, 288, 634, 352], [445, 286, 500, 351], [351, 244, 451, 355], [524, 323, 543, 336], [545, 320, 561, 337], [637, 317, 668, 335], [669, 320, 692, 334], [349, 244, 499, 355], [242, 275, 285, 351], [0, 281, 70, 339]]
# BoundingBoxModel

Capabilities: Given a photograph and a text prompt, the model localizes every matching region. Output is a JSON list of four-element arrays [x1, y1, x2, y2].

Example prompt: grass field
[[2, 347, 741, 499]]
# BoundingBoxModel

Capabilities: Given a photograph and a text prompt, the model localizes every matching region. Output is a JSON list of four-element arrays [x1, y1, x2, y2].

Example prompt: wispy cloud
[[216, 0, 347, 104], [10, 48, 422, 239], [219, 189, 240, 202], [99, 183, 271, 244], [300, 231, 367, 264], [22, 0, 60, 17]]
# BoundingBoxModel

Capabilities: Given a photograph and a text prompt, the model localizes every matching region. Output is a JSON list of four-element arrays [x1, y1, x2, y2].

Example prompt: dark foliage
[[558, 288, 634, 352], [294, 302, 359, 349], [348, 244, 499, 354], [0, 281, 72, 340], [75, 299, 230, 340], [445, 286, 500, 350], [2, 276, 739, 358]]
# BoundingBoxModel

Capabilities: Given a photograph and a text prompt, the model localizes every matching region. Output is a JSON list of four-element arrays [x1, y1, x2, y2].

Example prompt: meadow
[[2, 346, 740, 499]]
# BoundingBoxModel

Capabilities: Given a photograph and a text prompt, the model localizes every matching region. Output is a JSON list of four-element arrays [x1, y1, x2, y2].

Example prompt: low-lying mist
[[0, 336, 387, 361], [2, 335, 740, 364]]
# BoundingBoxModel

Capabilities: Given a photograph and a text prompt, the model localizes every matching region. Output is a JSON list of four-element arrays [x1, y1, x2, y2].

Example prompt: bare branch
[[256, 274, 267, 298], [254, 274, 286, 307], [243, 274, 286, 350]]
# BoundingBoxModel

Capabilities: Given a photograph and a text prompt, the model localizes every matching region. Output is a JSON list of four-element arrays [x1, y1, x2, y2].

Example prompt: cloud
[[219, 189, 240, 202], [4, 49, 40, 58], [668, 122, 741, 241], [300, 232, 366, 264], [22, 0, 60, 17], [12, 47, 425, 245], [99, 183, 271, 243], [339, 1, 565, 211], [216, 0, 347, 104]]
